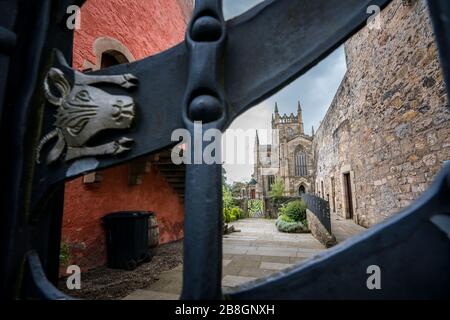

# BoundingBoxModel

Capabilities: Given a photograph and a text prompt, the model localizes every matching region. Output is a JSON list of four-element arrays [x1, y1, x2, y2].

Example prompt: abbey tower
[[254, 101, 314, 198]]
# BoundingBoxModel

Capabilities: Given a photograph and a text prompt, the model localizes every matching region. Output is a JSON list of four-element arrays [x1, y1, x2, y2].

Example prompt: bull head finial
[[36, 52, 138, 165], [43, 68, 71, 106]]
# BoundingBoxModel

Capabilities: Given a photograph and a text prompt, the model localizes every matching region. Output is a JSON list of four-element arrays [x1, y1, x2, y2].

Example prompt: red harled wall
[[72, 0, 191, 70], [63, 165, 185, 270], [61, 0, 191, 271]]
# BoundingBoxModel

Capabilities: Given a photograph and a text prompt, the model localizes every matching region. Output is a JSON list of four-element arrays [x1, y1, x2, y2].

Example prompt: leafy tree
[[231, 181, 247, 197], [269, 178, 285, 198], [222, 167, 229, 188], [223, 184, 234, 211]]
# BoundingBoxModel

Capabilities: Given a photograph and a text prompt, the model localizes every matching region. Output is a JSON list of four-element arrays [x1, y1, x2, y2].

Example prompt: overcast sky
[[222, 0, 347, 183]]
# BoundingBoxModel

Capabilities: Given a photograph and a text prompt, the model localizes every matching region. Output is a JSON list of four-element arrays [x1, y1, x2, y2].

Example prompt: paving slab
[[123, 290, 179, 300], [222, 275, 257, 287], [259, 255, 291, 263], [260, 262, 294, 271], [124, 218, 326, 300], [223, 259, 232, 267], [238, 267, 273, 278], [331, 214, 367, 243]]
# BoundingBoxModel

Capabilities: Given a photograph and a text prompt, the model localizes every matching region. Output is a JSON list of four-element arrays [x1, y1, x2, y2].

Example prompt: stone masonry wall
[[306, 210, 337, 248], [313, 0, 450, 227]]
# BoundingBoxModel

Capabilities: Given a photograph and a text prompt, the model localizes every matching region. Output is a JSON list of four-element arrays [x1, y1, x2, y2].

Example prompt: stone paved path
[[331, 213, 367, 243], [124, 218, 325, 300], [221, 218, 325, 290]]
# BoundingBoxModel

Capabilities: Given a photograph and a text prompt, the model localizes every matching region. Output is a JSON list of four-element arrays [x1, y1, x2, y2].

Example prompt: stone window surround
[[294, 145, 308, 177], [330, 175, 336, 213], [82, 36, 136, 71], [321, 179, 325, 199], [296, 182, 309, 195], [290, 143, 309, 174], [340, 164, 358, 223]]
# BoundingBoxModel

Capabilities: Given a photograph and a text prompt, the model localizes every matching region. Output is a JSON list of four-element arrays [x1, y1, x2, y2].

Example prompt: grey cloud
[[223, 0, 265, 20]]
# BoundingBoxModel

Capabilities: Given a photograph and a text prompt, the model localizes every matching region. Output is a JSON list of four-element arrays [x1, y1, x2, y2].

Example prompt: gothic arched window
[[295, 148, 308, 177]]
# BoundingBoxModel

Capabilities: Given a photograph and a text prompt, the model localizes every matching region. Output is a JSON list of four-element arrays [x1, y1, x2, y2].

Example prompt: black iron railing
[[302, 193, 332, 234]]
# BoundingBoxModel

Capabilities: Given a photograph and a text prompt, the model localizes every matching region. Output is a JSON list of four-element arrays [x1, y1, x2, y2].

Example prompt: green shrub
[[223, 183, 238, 223], [223, 185, 235, 211], [223, 208, 231, 223], [279, 200, 307, 222], [59, 241, 70, 266], [269, 178, 285, 198], [275, 216, 308, 233], [230, 207, 242, 221], [224, 207, 242, 223], [279, 214, 295, 223]]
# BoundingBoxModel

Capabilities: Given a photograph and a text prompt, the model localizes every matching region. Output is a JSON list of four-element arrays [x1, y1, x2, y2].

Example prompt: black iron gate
[[0, 0, 449, 300]]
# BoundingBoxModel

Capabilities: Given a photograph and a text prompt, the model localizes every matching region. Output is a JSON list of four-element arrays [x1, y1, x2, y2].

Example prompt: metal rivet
[[189, 95, 222, 122], [191, 16, 222, 42]]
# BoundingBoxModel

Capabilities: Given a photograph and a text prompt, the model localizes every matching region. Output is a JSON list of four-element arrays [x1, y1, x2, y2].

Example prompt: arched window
[[295, 148, 308, 176], [101, 50, 129, 68], [92, 36, 136, 70]]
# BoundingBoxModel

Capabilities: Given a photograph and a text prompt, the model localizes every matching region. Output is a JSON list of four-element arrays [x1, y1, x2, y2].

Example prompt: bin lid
[[101, 211, 154, 221]]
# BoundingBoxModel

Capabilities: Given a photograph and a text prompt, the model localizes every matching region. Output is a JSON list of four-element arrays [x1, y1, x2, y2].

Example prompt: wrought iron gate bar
[[181, 0, 226, 300], [0, 0, 57, 299], [23, 251, 74, 300], [0, 27, 16, 53]]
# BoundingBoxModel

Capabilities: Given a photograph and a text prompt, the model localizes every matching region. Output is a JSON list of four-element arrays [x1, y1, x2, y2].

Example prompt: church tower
[[254, 99, 313, 198], [297, 101, 304, 134], [254, 129, 260, 168], [272, 102, 280, 128]]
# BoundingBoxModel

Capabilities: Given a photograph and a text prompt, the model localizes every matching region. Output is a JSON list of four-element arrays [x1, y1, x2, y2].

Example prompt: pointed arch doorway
[[298, 185, 306, 196]]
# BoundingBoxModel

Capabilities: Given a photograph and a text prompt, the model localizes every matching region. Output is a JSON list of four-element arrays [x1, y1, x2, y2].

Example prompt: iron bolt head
[[191, 16, 222, 42], [189, 95, 222, 123]]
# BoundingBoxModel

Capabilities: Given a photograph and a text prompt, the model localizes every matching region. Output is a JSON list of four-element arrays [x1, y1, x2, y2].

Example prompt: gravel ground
[[58, 240, 183, 300]]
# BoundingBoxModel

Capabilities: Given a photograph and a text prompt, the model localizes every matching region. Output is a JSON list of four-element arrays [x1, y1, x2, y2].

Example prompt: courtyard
[[123, 217, 365, 300]]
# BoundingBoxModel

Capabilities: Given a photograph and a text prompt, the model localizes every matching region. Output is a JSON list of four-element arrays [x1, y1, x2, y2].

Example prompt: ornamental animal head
[[37, 65, 138, 164]]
